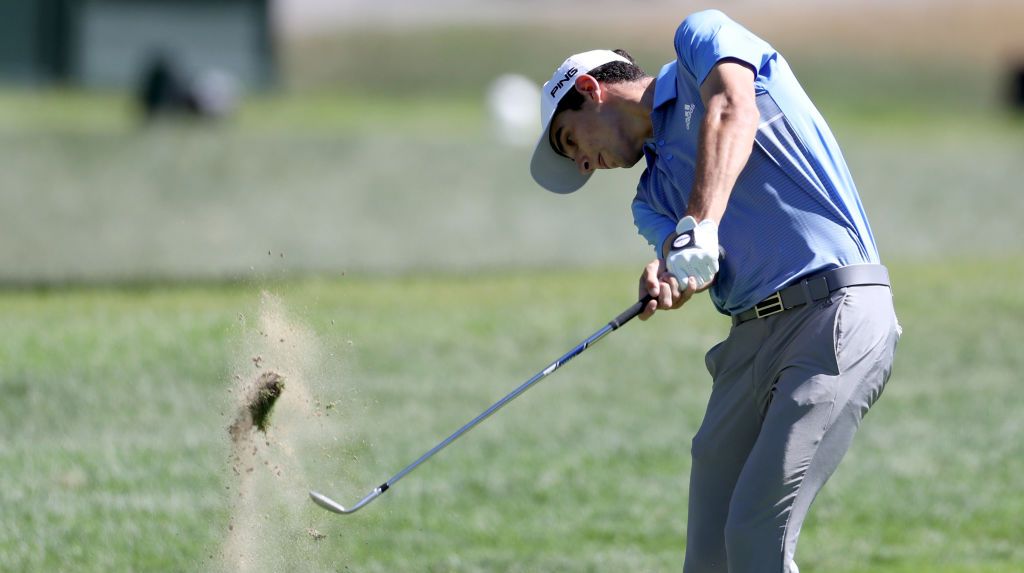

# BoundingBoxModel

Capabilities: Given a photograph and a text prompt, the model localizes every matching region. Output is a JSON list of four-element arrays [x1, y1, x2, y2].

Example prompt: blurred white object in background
[[193, 69, 241, 118], [486, 74, 540, 147]]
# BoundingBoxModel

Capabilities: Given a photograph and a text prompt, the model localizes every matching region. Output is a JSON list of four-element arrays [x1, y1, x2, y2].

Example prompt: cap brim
[[530, 120, 591, 194]]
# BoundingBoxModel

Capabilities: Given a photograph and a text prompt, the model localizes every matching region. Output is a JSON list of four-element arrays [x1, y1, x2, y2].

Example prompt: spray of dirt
[[228, 370, 286, 439], [216, 291, 354, 572]]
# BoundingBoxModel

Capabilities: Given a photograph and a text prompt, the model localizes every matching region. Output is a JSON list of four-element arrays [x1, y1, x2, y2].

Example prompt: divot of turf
[[229, 371, 285, 440], [248, 371, 285, 433]]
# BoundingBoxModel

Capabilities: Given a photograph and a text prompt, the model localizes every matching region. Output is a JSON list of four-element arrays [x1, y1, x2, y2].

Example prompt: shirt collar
[[645, 62, 678, 151], [652, 62, 678, 110]]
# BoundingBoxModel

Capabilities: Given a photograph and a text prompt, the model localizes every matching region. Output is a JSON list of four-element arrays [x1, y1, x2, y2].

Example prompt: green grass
[[1, 87, 1022, 286], [2, 261, 1023, 572], [0, 89, 485, 135]]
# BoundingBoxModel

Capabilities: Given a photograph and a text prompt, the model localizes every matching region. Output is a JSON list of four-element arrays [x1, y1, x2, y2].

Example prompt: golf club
[[309, 293, 655, 515]]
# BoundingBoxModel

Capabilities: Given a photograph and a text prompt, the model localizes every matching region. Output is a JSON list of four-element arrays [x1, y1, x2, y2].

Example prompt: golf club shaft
[[310, 294, 653, 515]]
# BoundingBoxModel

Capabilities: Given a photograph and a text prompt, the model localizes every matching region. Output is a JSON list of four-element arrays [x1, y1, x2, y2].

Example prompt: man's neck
[[602, 76, 657, 145], [634, 77, 657, 140], [639, 76, 657, 112]]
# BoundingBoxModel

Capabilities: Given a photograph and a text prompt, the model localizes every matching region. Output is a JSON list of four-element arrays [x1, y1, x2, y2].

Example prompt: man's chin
[[624, 153, 643, 168]]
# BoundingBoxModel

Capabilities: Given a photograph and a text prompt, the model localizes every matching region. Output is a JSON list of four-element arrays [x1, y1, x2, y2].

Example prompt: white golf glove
[[666, 216, 720, 289]]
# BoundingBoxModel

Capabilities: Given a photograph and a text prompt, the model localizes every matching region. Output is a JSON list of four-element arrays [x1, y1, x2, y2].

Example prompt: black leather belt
[[732, 264, 890, 326]]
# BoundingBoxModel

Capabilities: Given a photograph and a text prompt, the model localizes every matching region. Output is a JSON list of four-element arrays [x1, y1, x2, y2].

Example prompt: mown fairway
[[3, 101, 1023, 573], [2, 260, 1023, 572]]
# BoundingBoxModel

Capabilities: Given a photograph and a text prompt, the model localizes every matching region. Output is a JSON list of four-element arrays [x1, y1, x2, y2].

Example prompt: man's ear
[[574, 74, 602, 102]]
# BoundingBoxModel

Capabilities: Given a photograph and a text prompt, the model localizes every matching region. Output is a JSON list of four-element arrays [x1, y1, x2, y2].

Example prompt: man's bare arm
[[687, 59, 760, 223]]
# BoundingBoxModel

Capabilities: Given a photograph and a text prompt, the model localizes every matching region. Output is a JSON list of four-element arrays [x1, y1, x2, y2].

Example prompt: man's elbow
[[707, 92, 759, 134], [734, 97, 760, 136]]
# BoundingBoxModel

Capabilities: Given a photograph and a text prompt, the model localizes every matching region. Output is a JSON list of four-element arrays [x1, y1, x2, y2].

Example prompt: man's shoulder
[[674, 10, 773, 87], [677, 9, 732, 39], [682, 9, 731, 27]]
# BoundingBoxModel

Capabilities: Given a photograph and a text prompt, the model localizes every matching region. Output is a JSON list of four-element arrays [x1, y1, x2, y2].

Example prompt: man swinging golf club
[[530, 10, 901, 572]]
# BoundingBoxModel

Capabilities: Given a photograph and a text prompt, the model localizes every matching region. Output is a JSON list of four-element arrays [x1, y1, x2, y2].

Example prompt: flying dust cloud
[[215, 291, 356, 572]]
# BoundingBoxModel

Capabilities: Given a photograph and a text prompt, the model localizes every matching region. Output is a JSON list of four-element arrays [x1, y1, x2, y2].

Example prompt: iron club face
[[309, 487, 385, 515]]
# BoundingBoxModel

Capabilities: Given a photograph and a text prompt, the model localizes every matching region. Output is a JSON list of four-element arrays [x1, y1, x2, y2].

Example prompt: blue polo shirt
[[632, 10, 880, 315]]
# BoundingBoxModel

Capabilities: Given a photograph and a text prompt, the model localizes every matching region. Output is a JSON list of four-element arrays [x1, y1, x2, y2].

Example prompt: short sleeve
[[674, 10, 773, 86], [632, 188, 676, 257]]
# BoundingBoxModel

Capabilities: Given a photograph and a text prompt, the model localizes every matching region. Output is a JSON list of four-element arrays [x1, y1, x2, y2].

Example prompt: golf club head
[[309, 487, 384, 515]]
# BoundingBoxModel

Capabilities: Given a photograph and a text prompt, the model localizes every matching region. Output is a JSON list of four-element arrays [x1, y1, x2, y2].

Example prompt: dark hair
[[554, 49, 647, 116]]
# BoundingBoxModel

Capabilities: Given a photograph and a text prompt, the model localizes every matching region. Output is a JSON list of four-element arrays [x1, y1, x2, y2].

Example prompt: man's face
[[548, 96, 645, 177]]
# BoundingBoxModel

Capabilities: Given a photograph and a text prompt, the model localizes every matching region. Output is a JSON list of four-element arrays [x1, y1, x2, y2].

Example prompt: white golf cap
[[530, 49, 631, 194]]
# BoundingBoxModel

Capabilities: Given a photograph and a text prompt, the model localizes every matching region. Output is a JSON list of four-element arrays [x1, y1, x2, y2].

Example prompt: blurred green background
[[2, 0, 1022, 283], [2, 1, 1023, 572]]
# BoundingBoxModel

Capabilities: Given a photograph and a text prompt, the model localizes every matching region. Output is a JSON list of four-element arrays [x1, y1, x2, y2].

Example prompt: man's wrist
[[660, 232, 677, 260], [675, 215, 698, 235]]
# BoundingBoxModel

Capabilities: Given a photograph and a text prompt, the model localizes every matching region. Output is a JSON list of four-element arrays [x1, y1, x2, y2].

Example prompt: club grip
[[610, 294, 654, 330], [611, 248, 723, 330]]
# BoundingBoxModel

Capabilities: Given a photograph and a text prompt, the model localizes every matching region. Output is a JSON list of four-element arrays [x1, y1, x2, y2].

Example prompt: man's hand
[[638, 258, 699, 321], [665, 216, 720, 290]]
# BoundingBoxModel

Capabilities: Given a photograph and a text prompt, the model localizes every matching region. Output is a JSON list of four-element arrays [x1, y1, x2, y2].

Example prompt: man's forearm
[[687, 61, 760, 224], [663, 94, 757, 260]]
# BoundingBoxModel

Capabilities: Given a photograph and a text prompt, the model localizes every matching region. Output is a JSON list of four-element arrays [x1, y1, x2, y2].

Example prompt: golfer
[[530, 10, 900, 572]]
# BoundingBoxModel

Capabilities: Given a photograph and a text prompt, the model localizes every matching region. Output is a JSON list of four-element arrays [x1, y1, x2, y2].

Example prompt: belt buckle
[[754, 291, 784, 319]]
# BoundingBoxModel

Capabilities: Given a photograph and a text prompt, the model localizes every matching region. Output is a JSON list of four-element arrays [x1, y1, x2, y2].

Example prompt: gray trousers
[[683, 285, 900, 573]]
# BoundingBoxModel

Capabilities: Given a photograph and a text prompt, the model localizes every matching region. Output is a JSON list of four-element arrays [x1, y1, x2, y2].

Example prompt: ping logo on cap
[[549, 67, 579, 98]]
